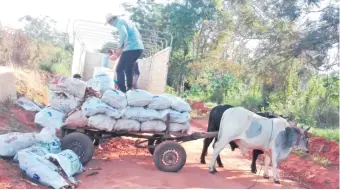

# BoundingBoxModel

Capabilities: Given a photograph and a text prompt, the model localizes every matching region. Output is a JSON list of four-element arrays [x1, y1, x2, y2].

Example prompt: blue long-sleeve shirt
[[113, 17, 144, 52]]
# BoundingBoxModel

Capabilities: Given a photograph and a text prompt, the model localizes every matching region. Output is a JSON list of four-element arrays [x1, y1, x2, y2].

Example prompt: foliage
[[19, 15, 69, 45], [0, 0, 338, 140], [312, 128, 339, 142], [39, 61, 55, 73], [0, 15, 73, 77]]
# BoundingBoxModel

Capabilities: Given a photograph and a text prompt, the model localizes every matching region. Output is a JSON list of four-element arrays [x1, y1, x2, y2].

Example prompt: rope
[[247, 119, 274, 189]]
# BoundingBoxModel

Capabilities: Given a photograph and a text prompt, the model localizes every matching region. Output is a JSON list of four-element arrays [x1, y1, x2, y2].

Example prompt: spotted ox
[[200, 105, 284, 174], [208, 106, 310, 184]]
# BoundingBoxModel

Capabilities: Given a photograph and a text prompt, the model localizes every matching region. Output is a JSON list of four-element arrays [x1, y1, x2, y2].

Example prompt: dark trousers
[[116, 49, 143, 92]]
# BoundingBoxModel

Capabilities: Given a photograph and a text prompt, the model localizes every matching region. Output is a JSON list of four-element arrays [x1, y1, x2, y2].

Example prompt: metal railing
[[72, 19, 173, 58]]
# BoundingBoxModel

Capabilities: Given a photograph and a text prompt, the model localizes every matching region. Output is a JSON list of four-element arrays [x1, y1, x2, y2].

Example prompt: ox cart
[[63, 20, 215, 172], [60, 115, 218, 173]]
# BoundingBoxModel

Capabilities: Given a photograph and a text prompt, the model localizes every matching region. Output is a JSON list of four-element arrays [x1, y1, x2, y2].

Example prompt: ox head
[[285, 122, 311, 153]]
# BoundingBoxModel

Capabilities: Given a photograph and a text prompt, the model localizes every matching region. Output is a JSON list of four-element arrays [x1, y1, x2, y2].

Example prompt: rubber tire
[[147, 135, 163, 155], [153, 141, 187, 172], [61, 132, 94, 166]]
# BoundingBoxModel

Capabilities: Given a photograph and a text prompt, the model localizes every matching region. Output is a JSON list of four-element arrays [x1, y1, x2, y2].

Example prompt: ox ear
[[285, 127, 299, 147]]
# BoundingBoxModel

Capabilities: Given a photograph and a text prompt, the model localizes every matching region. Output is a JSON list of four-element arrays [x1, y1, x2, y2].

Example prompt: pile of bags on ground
[[0, 127, 83, 189], [33, 72, 192, 133], [33, 75, 89, 130]]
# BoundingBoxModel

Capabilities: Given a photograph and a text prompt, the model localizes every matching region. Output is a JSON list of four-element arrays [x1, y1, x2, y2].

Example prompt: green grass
[[311, 128, 339, 142], [39, 61, 71, 76], [53, 62, 71, 76]]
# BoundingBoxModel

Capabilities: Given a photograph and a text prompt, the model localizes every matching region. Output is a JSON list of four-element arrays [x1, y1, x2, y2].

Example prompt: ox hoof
[[251, 169, 257, 174], [200, 160, 206, 164], [209, 168, 217, 174], [274, 180, 280, 184], [263, 175, 270, 179], [218, 164, 224, 168]]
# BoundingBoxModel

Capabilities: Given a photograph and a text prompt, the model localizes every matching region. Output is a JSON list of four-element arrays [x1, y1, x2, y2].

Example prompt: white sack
[[159, 109, 190, 123], [35, 127, 61, 154], [169, 122, 191, 132], [114, 119, 140, 131], [88, 114, 116, 131], [86, 78, 101, 92], [102, 89, 127, 109], [81, 97, 122, 118], [49, 91, 80, 113], [64, 110, 88, 127], [141, 120, 166, 132], [45, 149, 83, 177], [13, 145, 49, 162], [147, 95, 171, 110], [126, 89, 153, 107], [123, 107, 160, 122], [0, 132, 36, 157], [164, 94, 191, 112], [18, 148, 69, 189], [93, 67, 115, 95], [15, 97, 42, 112], [48, 76, 87, 99], [34, 107, 66, 129]]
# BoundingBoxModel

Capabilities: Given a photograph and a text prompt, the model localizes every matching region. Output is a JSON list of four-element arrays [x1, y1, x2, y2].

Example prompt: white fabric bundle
[[81, 97, 122, 118], [93, 67, 115, 95], [126, 89, 153, 107], [140, 120, 166, 132], [45, 149, 83, 177], [34, 107, 66, 129], [101, 89, 127, 109], [159, 109, 190, 123], [123, 107, 160, 122], [49, 91, 80, 113], [88, 114, 116, 131], [17, 147, 70, 189], [114, 119, 140, 131], [64, 110, 88, 128], [147, 95, 171, 110], [0, 132, 36, 157], [164, 94, 191, 112], [48, 76, 87, 99], [169, 122, 191, 132]]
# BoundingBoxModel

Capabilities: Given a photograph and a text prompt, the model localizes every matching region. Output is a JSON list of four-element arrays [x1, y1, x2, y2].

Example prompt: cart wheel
[[147, 134, 163, 155], [61, 132, 94, 166], [153, 141, 187, 172]]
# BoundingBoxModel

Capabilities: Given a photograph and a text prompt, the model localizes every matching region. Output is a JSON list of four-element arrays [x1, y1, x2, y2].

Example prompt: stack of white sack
[[0, 127, 60, 158], [82, 96, 124, 131], [2, 127, 83, 189], [58, 88, 192, 133], [34, 76, 87, 130], [122, 90, 192, 132]]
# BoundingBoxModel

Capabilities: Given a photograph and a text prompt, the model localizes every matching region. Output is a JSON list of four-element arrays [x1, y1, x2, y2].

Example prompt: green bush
[[39, 61, 55, 73]]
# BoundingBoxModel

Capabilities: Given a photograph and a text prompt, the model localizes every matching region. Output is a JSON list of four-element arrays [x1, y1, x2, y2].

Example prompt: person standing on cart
[[105, 13, 144, 93]]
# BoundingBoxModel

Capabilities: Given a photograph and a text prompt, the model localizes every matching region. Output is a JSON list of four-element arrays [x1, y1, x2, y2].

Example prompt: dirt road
[[76, 119, 301, 189], [1, 107, 337, 189]]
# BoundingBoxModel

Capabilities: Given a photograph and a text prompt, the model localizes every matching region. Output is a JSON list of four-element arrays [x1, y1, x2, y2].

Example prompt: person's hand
[[116, 48, 123, 57], [109, 55, 118, 61]]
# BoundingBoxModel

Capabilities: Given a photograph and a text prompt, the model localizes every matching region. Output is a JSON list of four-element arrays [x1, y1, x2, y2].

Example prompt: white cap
[[105, 13, 118, 25]]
